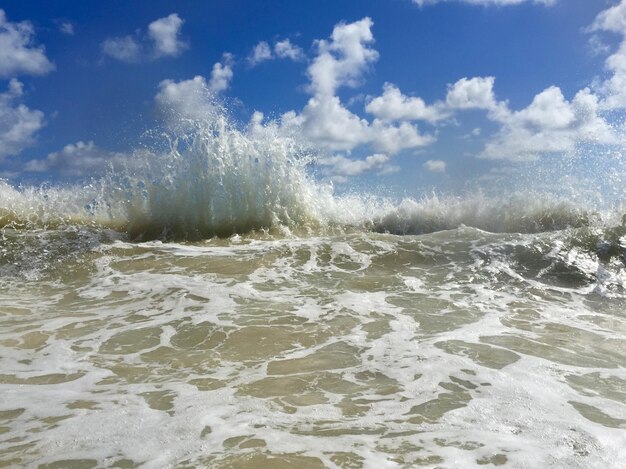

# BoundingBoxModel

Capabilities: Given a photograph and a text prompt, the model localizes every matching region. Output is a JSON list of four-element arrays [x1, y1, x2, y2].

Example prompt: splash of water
[[1, 99, 625, 240]]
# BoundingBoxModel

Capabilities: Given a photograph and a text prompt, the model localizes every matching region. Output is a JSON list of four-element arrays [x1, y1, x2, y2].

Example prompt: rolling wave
[[1, 103, 624, 240]]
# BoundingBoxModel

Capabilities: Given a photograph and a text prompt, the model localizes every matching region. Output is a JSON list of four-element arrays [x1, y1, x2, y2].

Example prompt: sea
[[1, 108, 626, 468]]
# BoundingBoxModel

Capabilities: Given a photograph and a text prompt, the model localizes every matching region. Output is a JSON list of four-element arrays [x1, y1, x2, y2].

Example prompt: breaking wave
[[1, 101, 624, 240]]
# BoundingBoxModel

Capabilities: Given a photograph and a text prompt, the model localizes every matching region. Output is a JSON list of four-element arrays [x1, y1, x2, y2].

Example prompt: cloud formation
[[83, 2, 626, 181], [423, 159, 446, 172], [155, 54, 234, 123], [102, 36, 142, 63], [148, 14, 186, 57], [0, 79, 45, 161], [248, 39, 304, 66], [413, 0, 555, 6], [102, 13, 187, 63], [59, 21, 74, 36], [366, 83, 447, 123], [278, 18, 433, 157], [274, 39, 304, 61], [308, 18, 378, 97], [209, 54, 234, 92], [476, 2, 626, 161], [482, 87, 616, 160], [318, 153, 398, 183], [590, 0, 626, 110], [25, 141, 131, 178], [249, 41, 273, 65], [0, 9, 54, 78]]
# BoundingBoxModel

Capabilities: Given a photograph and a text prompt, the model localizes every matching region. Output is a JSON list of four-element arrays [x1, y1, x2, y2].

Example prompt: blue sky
[[1, 0, 625, 197]]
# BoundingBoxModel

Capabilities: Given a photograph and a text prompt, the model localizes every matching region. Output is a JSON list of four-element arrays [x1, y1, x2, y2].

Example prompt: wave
[[1, 101, 624, 240], [369, 194, 602, 235]]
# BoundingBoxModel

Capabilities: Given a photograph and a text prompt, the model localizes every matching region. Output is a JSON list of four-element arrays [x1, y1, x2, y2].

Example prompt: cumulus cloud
[[209, 54, 234, 92], [589, 0, 626, 109], [446, 76, 498, 110], [474, 2, 626, 161], [369, 119, 434, 154], [366, 83, 447, 122], [423, 159, 446, 172], [148, 13, 186, 57], [277, 18, 433, 158], [481, 87, 616, 160], [248, 38, 304, 66], [590, 1, 626, 33], [102, 13, 187, 63], [59, 21, 74, 35], [24, 141, 131, 178], [248, 41, 273, 65], [317, 153, 398, 183], [0, 79, 45, 160], [365, 76, 508, 125], [308, 17, 379, 97], [0, 10, 55, 77], [155, 76, 215, 121], [155, 57, 233, 123], [102, 36, 142, 63], [274, 39, 304, 60], [291, 92, 432, 154], [413, 0, 555, 6], [295, 96, 370, 151]]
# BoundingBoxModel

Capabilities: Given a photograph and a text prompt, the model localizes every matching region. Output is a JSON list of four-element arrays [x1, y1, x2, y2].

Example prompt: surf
[[1, 96, 624, 242]]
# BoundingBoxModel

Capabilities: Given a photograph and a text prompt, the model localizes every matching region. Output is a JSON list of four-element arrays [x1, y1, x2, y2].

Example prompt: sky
[[1, 0, 625, 197]]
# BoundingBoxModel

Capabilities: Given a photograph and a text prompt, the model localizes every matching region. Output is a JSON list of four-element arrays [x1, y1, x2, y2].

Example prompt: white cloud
[[308, 17, 379, 97], [365, 76, 507, 126], [0, 9, 54, 77], [292, 94, 433, 155], [276, 18, 434, 157], [413, 0, 555, 6], [366, 83, 447, 122], [24, 141, 130, 177], [274, 39, 304, 61], [588, 35, 610, 56], [445, 76, 499, 111], [209, 54, 234, 92], [155, 64, 233, 126], [591, 1, 626, 34], [297, 95, 370, 151], [248, 39, 304, 66], [506, 86, 574, 129], [248, 41, 273, 65], [102, 36, 142, 63], [423, 159, 446, 172], [589, 0, 626, 109], [156, 76, 215, 121], [471, 2, 626, 162], [317, 153, 398, 182], [148, 13, 187, 57], [370, 119, 434, 154], [102, 13, 187, 63], [0, 79, 45, 160], [481, 87, 616, 161], [59, 21, 74, 35]]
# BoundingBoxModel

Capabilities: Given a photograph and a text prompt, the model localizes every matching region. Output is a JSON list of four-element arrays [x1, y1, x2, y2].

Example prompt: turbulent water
[[1, 107, 626, 468]]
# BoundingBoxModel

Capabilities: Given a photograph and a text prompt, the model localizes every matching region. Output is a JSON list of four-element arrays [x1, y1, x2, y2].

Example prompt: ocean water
[[1, 108, 626, 468]]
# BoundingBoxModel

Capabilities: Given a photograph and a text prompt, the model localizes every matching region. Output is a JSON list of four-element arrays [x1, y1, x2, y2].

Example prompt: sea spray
[[2, 99, 626, 469], [1, 96, 624, 240], [114, 107, 328, 240]]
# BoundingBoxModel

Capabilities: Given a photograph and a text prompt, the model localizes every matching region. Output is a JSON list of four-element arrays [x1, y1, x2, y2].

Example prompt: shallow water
[[1, 226, 625, 468], [2, 97, 626, 468]]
